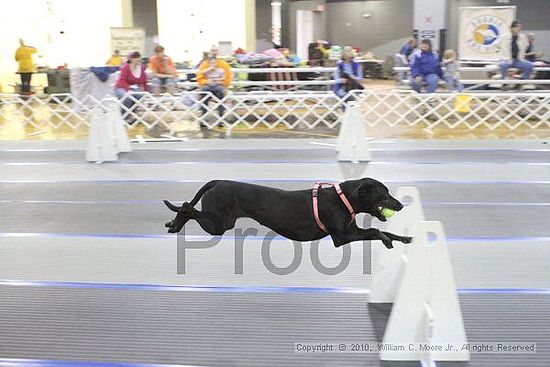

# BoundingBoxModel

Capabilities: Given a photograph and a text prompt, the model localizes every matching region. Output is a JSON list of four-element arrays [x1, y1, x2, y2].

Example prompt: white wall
[[0, 0, 123, 91], [156, 0, 247, 63]]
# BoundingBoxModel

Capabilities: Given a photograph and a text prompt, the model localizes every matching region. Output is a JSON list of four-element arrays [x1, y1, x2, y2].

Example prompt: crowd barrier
[[1, 90, 548, 134]]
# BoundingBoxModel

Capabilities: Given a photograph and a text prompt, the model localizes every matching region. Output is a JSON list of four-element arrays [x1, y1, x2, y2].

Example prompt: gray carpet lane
[[1, 161, 545, 182], [0, 286, 548, 366], [1, 148, 549, 164], [0, 201, 548, 238], [2, 237, 550, 288], [1, 181, 548, 203]]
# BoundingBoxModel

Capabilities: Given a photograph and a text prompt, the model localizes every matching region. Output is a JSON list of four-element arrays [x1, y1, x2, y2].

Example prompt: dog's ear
[[163, 200, 181, 212]]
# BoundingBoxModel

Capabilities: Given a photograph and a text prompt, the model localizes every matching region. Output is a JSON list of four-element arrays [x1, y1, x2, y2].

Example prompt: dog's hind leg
[[167, 202, 226, 235], [166, 203, 194, 233], [192, 210, 226, 235], [165, 201, 191, 228]]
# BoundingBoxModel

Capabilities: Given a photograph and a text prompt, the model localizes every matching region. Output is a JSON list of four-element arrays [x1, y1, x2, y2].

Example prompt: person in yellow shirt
[[15, 39, 37, 95], [106, 49, 123, 67], [196, 46, 232, 129]]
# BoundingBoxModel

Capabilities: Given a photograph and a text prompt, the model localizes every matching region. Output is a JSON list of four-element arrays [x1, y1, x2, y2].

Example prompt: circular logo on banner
[[466, 15, 505, 53]]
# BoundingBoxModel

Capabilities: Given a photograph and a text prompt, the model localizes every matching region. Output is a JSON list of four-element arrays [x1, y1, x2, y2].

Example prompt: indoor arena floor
[[0, 138, 549, 367]]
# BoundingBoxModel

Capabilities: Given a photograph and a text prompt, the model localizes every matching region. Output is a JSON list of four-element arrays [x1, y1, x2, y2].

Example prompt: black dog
[[164, 178, 412, 249]]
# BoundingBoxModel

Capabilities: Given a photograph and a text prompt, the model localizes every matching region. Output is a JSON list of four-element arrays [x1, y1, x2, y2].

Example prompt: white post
[[296, 10, 313, 61], [271, 1, 282, 47]]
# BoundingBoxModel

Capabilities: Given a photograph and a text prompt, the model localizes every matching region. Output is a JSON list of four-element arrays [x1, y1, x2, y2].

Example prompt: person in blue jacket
[[395, 38, 417, 84], [410, 39, 443, 93], [334, 47, 364, 105]]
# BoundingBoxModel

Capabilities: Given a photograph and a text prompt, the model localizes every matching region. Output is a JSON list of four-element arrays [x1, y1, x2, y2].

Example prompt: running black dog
[[164, 178, 411, 249]]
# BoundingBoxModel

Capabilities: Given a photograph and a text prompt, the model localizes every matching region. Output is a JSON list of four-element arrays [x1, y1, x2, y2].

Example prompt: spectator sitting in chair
[[114, 51, 148, 123], [525, 33, 543, 62], [196, 47, 232, 128], [410, 39, 443, 93], [334, 47, 364, 108], [311, 40, 329, 66], [498, 20, 533, 86], [442, 49, 463, 92], [149, 45, 178, 95], [395, 38, 416, 85]]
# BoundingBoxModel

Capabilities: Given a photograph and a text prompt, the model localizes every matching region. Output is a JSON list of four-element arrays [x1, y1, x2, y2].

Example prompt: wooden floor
[[1, 80, 548, 141]]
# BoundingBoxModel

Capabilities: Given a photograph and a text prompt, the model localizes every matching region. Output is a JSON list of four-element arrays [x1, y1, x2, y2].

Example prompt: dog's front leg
[[381, 231, 412, 244], [331, 227, 394, 249]]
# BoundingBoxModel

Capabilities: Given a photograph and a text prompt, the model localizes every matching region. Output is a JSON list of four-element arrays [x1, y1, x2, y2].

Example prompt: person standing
[[498, 20, 533, 81], [410, 39, 443, 93], [15, 39, 37, 95]]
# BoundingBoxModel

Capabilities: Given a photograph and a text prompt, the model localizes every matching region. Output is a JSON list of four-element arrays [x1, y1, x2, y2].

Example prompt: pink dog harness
[[312, 182, 356, 233]]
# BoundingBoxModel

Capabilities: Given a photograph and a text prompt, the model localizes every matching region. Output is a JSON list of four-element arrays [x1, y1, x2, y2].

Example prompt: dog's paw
[[400, 236, 413, 244], [165, 220, 175, 228], [167, 226, 179, 234], [380, 234, 393, 249]]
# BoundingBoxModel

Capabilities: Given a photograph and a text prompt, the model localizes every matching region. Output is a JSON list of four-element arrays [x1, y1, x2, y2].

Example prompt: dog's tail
[[163, 180, 219, 212], [163, 200, 181, 212], [189, 180, 218, 206]]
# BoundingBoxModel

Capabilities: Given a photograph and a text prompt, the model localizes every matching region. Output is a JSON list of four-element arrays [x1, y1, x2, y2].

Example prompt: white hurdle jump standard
[[86, 102, 132, 163], [337, 102, 372, 163], [369, 187, 425, 303], [380, 221, 469, 362]]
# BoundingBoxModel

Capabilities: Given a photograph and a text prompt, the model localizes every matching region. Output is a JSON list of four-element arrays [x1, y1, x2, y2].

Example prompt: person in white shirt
[[498, 20, 533, 80]]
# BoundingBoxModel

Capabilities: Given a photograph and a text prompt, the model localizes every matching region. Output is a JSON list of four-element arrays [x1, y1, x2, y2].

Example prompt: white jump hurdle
[[369, 187, 425, 303], [86, 101, 132, 163], [381, 221, 470, 363], [370, 187, 470, 364], [337, 102, 372, 163]]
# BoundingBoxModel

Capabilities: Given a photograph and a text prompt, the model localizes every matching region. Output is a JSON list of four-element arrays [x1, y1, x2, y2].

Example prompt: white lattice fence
[[0, 93, 96, 130], [1, 91, 549, 132], [1, 91, 344, 131], [350, 91, 550, 130]]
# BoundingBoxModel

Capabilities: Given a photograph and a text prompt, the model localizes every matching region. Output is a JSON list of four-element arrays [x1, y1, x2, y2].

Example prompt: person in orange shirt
[[14, 39, 37, 95], [196, 46, 232, 126], [149, 45, 178, 95]]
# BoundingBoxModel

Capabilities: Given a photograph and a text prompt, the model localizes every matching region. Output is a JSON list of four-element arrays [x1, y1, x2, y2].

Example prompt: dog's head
[[350, 178, 404, 222]]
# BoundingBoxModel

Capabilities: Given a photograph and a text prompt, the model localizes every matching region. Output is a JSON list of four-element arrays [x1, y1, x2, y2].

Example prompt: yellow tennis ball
[[381, 208, 395, 218]]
